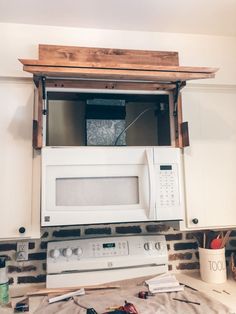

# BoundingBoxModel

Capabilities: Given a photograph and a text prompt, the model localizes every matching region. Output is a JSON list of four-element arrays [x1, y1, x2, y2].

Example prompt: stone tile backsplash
[[0, 223, 235, 287]]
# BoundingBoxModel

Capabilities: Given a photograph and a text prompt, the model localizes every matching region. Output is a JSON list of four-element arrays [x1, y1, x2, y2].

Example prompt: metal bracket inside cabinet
[[173, 81, 182, 117], [173, 81, 186, 147], [42, 76, 47, 115], [41, 76, 48, 146]]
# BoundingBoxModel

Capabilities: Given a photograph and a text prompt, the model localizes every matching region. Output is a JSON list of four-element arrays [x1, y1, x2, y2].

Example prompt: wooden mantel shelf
[[19, 44, 218, 85]]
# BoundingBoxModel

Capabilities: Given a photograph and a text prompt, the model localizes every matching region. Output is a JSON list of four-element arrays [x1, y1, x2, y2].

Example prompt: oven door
[[41, 147, 156, 226]]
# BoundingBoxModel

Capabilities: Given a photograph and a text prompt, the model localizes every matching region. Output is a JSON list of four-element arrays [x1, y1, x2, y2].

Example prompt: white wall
[[0, 22, 236, 85]]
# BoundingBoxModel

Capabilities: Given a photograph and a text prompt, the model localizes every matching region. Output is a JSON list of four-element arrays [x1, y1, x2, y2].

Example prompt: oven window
[[56, 176, 139, 206]]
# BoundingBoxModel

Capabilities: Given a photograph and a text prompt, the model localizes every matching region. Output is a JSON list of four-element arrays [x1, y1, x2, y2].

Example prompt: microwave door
[[42, 162, 151, 226], [55, 176, 139, 207]]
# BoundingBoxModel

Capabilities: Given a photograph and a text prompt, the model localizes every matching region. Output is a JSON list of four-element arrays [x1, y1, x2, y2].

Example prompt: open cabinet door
[[0, 81, 40, 239], [181, 86, 236, 229]]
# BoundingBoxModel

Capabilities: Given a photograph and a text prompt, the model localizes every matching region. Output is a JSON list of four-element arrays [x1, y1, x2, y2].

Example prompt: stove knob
[[155, 242, 161, 250], [62, 248, 73, 258], [50, 249, 60, 259], [144, 242, 150, 251], [74, 247, 83, 257]]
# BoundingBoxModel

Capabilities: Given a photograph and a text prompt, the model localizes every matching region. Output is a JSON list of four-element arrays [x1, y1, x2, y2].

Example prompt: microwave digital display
[[160, 165, 172, 171], [103, 243, 116, 248]]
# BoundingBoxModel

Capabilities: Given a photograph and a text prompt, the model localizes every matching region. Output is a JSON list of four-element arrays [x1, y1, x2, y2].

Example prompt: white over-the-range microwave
[[41, 146, 185, 226]]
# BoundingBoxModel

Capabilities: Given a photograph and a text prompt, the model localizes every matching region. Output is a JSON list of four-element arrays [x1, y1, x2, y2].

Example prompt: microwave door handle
[[145, 149, 156, 220]]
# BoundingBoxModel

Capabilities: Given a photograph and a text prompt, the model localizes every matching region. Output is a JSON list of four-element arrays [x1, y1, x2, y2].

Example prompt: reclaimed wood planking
[[19, 59, 217, 74], [38, 44, 180, 67], [23, 65, 216, 81]]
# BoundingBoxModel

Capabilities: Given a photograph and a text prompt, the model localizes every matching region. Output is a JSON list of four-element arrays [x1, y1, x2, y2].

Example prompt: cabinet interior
[[47, 91, 171, 147]]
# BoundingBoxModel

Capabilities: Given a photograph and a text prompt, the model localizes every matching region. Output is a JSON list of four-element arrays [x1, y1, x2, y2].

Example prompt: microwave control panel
[[47, 235, 168, 275], [157, 164, 180, 207]]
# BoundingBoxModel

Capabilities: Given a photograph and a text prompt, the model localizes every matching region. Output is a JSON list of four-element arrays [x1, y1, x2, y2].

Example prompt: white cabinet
[[0, 79, 40, 240], [181, 85, 236, 229]]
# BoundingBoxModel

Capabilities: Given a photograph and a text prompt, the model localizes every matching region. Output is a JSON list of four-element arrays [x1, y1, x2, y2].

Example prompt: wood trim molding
[[19, 44, 218, 85], [19, 59, 216, 74], [44, 79, 176, 91], [21, 64, 217, 82]]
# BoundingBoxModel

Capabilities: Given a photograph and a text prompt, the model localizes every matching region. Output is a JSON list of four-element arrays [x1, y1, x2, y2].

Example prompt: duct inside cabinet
[[85, 99, 126, 146], [47, 92, 168, 147]]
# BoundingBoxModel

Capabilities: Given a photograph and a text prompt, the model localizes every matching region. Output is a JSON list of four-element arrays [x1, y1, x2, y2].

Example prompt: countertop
[[176, 272, 236, 312]]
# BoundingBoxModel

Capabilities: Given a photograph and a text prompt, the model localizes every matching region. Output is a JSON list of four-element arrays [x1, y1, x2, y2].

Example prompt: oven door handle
[[145, 149, 156, 220]]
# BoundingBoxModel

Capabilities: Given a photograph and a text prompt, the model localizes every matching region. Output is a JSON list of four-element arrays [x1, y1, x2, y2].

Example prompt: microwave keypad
[[159, 164, 179, 207], [91, 241, 129, 257]]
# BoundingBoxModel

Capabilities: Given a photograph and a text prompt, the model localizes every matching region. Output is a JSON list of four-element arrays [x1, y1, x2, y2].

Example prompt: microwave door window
[[56, 176, 139, 206]]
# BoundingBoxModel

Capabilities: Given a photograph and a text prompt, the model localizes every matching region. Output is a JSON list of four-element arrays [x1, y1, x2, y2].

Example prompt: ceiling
[[0, 0, 236, 36]]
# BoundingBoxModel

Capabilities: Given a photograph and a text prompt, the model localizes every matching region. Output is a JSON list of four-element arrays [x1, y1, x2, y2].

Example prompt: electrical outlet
[[16, 241, 29, 261]]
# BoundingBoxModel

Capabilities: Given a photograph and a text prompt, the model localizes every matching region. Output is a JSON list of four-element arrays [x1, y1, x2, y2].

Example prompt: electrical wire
[[114, 107, 154, 146]]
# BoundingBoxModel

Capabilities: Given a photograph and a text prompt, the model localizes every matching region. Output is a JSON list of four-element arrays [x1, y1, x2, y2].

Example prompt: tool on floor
[[14, 298, 29, 313], [48, 288, 85, 304]]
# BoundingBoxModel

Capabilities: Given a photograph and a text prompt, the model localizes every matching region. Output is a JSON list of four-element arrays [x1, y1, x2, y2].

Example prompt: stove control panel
[[47, 235, 168, 275]]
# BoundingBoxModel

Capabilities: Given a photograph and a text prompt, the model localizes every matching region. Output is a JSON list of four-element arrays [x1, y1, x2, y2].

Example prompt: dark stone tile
[[85, 228, 111, 235], [146, 224, 169, 233], [229, 240, 236, 247], [169, 252, 192, 261], [8, 265, 37, 273], [29, 242, 35, 250], [28, 252, 46, 261], [116, 226, 142, 234], [52, 229, 81, 238], [0, 255, 11, 261], [0, 244, 17, 252], [165, 233, 182, 241], [17, 275, 46, 284], [174, 242, 198, 251], [229, 230, 236, 237], [226, 249, 236, 257], [22, 265, 37, 272], [40, 242, 48, 250], [176, 262, 200, 270], [186, 232, 202, 240], [186, 232, 203, 247], [7, 266, 20, 273]]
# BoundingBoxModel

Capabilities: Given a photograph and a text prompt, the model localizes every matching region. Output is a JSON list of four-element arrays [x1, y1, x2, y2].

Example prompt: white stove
[[46, 235, 168, 288]]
